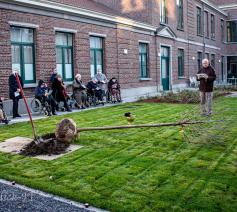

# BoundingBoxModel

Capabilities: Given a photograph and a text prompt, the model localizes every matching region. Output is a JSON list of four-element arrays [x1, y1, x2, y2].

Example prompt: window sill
[[24, 83, 37, 88], [177, 27, 184, 32], [178, 77, 186, 80], [140, 78, 152, 81]]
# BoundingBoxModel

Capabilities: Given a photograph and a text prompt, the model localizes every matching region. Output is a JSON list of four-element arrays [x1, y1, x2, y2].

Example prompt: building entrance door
[[161, 46, 170, 91]]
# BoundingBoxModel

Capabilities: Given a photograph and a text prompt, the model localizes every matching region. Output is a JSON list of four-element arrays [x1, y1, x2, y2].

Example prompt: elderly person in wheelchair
[[72, 74, 87, 109], [34, 80, 57, 116]]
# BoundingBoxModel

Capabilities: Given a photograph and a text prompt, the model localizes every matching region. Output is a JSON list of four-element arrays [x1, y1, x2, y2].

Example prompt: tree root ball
[[20, 118, 78, 156], [55, 118, 78, 144]]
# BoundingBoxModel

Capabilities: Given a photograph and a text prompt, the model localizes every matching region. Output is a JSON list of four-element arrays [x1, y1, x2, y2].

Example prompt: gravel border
[[0, 179, 108, 212]]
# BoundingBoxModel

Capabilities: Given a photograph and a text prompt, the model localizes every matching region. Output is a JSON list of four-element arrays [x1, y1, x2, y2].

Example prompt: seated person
[[35, 80, 57, 116], [52, 75, 72, 112], [0, 97, 9, 124], [94, 69, 108, 97], [72, 74, 87, 109], [108, 77, 121, 102], [86, 78, 103, 101]]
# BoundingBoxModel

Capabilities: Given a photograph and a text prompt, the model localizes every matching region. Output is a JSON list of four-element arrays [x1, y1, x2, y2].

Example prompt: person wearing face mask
[[8, 69, 24, 118], [72, 74, 87, 109], [196, 58, 216, 116]]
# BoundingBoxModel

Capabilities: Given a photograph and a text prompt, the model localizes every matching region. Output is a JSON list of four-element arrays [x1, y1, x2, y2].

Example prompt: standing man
[[8, 69, 24, 118], [197, 59, 216, 116]]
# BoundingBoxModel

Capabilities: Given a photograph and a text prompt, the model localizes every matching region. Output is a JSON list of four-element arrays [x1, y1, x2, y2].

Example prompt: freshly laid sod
[[0, 97, 236, 211]]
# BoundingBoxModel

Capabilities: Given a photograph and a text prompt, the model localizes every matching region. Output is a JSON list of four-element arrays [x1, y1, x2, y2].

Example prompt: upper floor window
[[204, 11, 209, 38], [177, 0, 184, 30], [221, 19, 225, 42], [178, 49, 184, 78], [11, 27, 36, 84], [205, 53, 209, 60], [211, 14, 215, 39], [197, 7, 203, 36], [56, 32, 74, 81], [139, 43, 149, 78], [90, 36, 104, 77], [160, 0, 168, 24], [227, 21, 237, 42]]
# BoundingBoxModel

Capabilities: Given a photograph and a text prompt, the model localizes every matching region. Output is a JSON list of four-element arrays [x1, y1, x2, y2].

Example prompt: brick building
[[0, 0, 237, 102]]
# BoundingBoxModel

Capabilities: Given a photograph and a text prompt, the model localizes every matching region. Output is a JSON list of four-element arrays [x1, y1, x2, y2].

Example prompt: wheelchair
[[0, 100, 9, 124], [87, 88, 105, 107], [30, 97, 51, 116]]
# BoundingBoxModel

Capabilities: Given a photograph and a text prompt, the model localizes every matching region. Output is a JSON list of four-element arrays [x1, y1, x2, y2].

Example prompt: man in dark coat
[[8, 70, 24, 118], [196, 59, 216, 116]]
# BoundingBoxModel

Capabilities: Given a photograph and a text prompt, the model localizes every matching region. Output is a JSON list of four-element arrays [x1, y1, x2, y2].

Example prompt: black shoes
[[13, 114, 21, 118]]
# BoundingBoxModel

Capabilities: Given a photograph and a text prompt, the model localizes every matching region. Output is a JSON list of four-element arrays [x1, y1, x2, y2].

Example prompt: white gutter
[[201, 0, 228, 16], [219, 4, 237, 10], [0, 0, 156, 32]]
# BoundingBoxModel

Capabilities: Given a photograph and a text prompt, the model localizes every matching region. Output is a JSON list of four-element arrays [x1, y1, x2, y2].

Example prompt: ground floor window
[[211, 54, 215, 68], [11, 27, 35, 84], [178, 49, 184, 78], [139, 43, 149, 78], [197, 52, 202, 71], [90, 36, 104, 77], [227, 56, 237, 79], [56, 32, 74, 81]]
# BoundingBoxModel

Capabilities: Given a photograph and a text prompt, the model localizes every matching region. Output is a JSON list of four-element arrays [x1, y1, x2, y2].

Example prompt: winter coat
[[72, 79, 86, 93], [95, 73, 108, 90], [197, 66, 216, 92], [52, 78, 68, 101], [8, 74, 24, 100]]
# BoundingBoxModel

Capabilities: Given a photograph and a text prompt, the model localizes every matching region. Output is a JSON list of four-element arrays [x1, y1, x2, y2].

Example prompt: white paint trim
[[201, 0, 228, 16], [8, 21, 39, 28], [54, 27, 78, 33], [176, 37, 220, 50], [89, 32, 107, 38], [2, 0, 156, 32], [138, 40, 150, 44], [219, 4, 237, 10], [24, 83, 37, 88]]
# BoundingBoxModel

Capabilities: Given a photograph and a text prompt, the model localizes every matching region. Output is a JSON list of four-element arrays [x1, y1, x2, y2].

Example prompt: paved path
[[1, 103, 122, 126], [227, 92, 237, 97], [0, 179, 107, 212]]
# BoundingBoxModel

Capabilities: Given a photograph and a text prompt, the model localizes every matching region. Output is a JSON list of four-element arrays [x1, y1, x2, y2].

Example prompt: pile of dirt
[[20, 118, 78, 156]]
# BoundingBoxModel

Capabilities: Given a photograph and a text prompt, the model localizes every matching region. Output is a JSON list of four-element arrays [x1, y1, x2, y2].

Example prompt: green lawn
[[0, 97, 237, 211]]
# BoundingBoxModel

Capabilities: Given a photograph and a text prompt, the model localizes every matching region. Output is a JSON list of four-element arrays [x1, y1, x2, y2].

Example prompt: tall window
[[221, 19, 225, 42], [197, 7, 202, 36], [160, 0, 168, 24], [204, 11, 209, 38], [221, 56, 224, 81], [205, 53, 209, 60], [90, 36, 104, 77], [227, 21, 237, 42], [177, 0, 184, 30], [211, 54, 215, 68], [197, 52, 202, 71], [139, 43, 149, 78], [211, 14, 215, 39], [178, 49, 184, 78], [56, 32, 73, 81], [11, 27, 35, 84]]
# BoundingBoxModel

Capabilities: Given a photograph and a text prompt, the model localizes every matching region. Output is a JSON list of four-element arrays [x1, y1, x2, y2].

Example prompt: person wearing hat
[[35, 79, 57, 116]]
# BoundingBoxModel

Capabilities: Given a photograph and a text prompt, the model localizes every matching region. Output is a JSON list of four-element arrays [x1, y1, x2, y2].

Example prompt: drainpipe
[[202, 2, 206, 58], [154, 30, 159, 93]]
